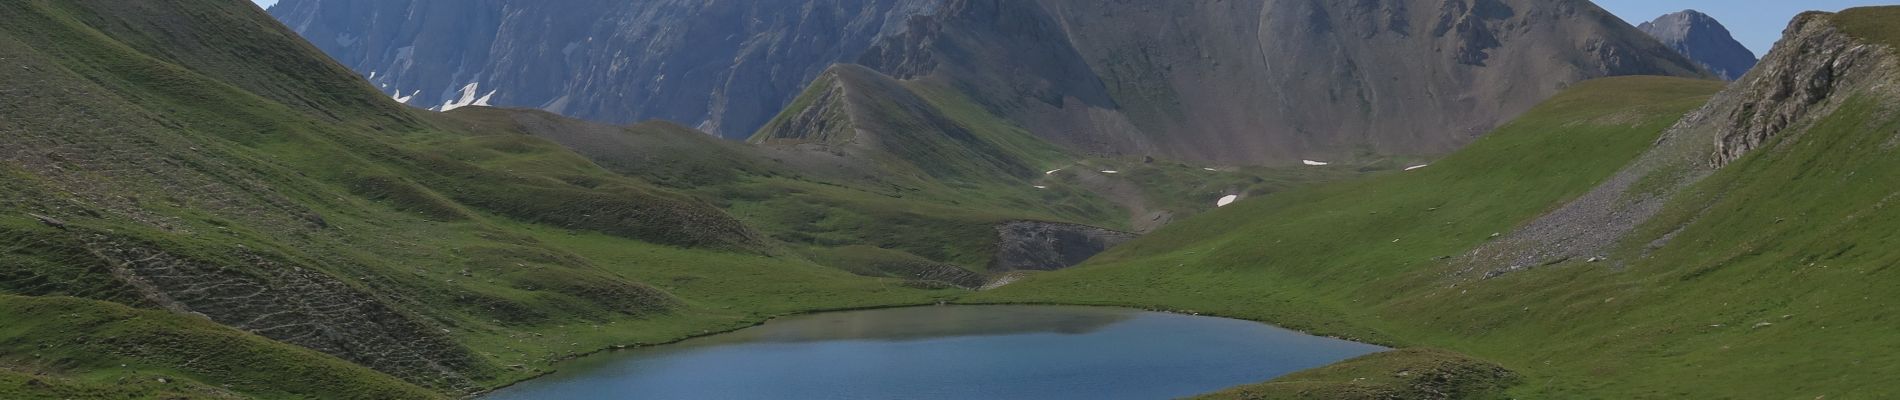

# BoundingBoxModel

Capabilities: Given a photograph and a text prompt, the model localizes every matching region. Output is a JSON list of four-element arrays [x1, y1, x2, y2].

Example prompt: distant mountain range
[[1640, 9, 1760, 80], [271, 0, 1710, 165]]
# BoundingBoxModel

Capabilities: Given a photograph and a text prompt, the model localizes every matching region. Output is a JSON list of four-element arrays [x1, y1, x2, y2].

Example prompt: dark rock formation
[[990, 221, 1137, 271], [1640, 10, 1761, 80]]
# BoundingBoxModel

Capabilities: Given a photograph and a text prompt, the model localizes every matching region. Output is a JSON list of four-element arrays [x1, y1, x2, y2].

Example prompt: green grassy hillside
[[982, 9, 1900, 392], [2, 0, 1314, 396], [16, 0, 1880, 397], [0, 295, 439, 399], [975, 76, 1755, 396], [0, 0, 958, 397]]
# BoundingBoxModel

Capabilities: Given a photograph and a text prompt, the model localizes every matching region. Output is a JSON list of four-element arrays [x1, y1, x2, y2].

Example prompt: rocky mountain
[[268, 0, 942, 139], [1639, 10, 1760, 80], [274, 0, 1709, 165], [864, 0, 1713, 165]]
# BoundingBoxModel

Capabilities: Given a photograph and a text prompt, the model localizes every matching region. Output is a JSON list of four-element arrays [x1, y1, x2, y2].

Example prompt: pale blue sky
[[1595, 0, 1899, 56], [246, 0, 1896, 55]]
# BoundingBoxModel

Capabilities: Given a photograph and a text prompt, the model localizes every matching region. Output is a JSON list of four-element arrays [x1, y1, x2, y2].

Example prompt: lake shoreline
[[476, 302, 1389, 399]]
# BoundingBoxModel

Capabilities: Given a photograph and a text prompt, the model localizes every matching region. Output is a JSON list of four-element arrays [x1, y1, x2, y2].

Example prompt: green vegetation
[[0, 0, 962, 397], [0, 295, 438, 399], [1835, 6, 1900, 48], [17, 0, 1895, 397], [972, 76, 1866, 397], [1195, 348, 1518, 400], [3, 0, 1305, 397]]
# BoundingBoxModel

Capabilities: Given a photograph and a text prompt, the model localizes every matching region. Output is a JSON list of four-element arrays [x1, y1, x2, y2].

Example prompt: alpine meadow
[[4, 0, 1900, 399]]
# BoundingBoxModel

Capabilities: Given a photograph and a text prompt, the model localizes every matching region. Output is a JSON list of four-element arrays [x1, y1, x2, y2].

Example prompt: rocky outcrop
[[990, 221, 1137, 271], [1464, 10, 1899, 279], [1640, 10, 1760, 80], [1709, 12, 1887, 167], [269, 0, 941, 139]]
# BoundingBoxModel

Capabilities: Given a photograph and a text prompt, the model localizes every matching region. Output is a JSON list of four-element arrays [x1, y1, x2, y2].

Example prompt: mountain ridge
[[1640, 9, 1760, 80], [270, 0, 1712, 165]]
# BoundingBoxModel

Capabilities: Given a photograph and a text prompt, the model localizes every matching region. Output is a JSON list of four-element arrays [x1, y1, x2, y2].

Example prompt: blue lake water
[[484, 305, 1384, 400]]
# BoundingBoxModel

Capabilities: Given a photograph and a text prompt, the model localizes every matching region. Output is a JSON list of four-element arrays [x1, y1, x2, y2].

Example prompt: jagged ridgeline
[[274, 0, 1709, 165], [983, 6, 1900, 398]]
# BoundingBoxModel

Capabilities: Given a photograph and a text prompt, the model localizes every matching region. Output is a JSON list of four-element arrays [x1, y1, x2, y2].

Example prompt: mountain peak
[[1639, 9, 1759, 80]]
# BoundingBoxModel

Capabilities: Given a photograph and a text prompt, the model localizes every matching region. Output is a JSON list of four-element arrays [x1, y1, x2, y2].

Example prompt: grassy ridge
[[974, 76, 1765, 396], [1835, 6, 1900, 48]]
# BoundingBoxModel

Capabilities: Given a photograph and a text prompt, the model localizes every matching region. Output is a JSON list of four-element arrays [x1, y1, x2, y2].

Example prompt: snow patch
[[1302, 160, 1330, 166], [1405, 165, 1429, 171], [1217, 195, 1239, 207], [1045, 168, 1063, 175], [1033, 185, 1049, 189], [391, 89, 418, 104], [1100, 170, 1119, 174], [1203, 168, 1218, 171], [440, 83, 497, 112]]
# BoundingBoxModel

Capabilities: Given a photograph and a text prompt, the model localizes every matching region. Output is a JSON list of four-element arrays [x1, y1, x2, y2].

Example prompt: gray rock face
[[269, 0, 940, 139], [1640, 10, 1760, 80], [991, 221, 1137, 271], [1709, 12, 1886, 167]]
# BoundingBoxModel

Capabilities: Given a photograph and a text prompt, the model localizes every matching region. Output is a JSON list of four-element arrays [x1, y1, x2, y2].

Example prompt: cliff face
[[1466, 8, 1900, 278], [270, 0, 940, 139], [1640, 10, 1760, 80]]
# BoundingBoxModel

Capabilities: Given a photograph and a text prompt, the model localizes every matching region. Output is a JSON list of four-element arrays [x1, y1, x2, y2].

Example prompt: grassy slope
[[0, 295, 439, 400], [0, 0, 955, 397], [975, 76, 1763, 396], [1835, 6, 1900, 48]]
